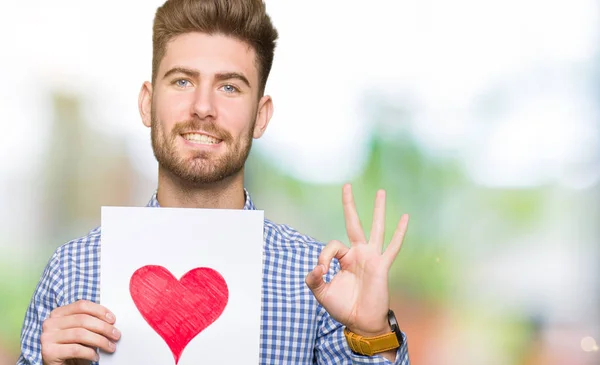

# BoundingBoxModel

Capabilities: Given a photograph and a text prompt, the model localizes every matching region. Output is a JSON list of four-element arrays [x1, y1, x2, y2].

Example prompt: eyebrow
[[163, 67, 199, 80], [162, 67, 251, 88], [215, 72, 251, 88]]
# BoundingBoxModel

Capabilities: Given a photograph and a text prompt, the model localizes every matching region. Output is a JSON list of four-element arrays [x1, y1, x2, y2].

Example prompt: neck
[[156, 166, 247, 209]]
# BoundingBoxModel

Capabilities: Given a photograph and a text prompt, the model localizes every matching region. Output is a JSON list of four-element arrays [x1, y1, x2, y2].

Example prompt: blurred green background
[[1, 0, 599, 364]]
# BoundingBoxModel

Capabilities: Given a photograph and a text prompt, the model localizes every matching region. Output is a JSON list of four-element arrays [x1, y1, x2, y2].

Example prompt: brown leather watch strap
[[344, 327, 400, 356]]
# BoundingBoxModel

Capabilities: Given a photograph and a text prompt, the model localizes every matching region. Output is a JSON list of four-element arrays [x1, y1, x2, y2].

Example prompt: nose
[[191, 84, 217, 120]]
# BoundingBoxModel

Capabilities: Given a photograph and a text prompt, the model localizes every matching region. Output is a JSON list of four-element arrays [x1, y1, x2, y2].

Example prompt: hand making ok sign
[[305, 184, 409, 338]]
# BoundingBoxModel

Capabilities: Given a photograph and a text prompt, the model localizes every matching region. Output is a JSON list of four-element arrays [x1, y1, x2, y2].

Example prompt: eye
[[174, 79, 191, 88], [220, 84, 239, 93]]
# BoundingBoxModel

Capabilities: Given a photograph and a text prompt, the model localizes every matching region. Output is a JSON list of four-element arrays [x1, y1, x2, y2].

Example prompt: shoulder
[[49, 226, 102, 271], [263, 218, 341, 284], [32, 227, 102, 305], [264, 218, 326, 254], [55, 226, 102, 256]]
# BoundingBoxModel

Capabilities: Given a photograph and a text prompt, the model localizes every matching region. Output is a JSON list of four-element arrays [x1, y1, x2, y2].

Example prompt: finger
[[305, 264, 327, 303], [43, 314, 121, 342], [383, 214, 409, 267], [342, 184, 367, 246], [50, 300, 116, 325], [51, 327, 117, 354], [317, 240, 350, 272], [370, 189, 386, 251], [41, 343, 99, 363]]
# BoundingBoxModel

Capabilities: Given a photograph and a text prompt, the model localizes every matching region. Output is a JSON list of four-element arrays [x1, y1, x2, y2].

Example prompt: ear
[[253, 95, 273, 139], [138, 81, 153, 128]]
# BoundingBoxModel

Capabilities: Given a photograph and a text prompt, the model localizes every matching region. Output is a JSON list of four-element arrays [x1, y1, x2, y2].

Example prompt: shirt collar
[[146, 188, 256, 210]]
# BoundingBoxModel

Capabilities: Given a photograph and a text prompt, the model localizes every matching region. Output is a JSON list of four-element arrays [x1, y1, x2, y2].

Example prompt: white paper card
[[100, 206, 264, 365]]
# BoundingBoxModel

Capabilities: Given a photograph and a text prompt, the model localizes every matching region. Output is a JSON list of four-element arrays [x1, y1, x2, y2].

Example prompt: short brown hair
[[152, 0, 278, 94]]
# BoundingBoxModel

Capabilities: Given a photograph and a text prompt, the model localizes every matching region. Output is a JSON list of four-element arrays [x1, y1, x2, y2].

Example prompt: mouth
[[181, 132, 223, 145]]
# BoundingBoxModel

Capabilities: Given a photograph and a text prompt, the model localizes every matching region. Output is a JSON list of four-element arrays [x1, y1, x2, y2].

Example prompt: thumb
[[305, 264, 327, 300]]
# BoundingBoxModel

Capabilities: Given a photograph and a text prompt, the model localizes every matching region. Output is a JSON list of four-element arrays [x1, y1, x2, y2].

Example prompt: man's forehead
[[160, 33, 258, 79]]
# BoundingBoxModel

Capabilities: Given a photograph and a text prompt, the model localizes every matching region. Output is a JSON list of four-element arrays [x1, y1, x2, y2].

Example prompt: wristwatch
[[343, 310, 403, 356]]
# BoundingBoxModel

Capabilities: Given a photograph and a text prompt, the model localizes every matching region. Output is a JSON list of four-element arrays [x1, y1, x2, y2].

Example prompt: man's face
[[147, 33, 265, 185]]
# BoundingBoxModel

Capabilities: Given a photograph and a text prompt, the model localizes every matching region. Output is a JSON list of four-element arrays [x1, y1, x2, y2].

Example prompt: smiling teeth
[[183, 133, 220, 144]]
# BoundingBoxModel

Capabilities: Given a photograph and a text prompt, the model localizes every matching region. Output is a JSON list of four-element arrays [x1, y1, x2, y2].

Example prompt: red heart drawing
[[129, 265, 229, 364]]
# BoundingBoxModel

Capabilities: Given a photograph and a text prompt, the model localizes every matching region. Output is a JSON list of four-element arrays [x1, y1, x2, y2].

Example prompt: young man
[[18, 0, 411, 364]]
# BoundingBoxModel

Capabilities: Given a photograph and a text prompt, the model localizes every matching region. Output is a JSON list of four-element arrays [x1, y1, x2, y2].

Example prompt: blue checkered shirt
[[18, 191, 410, 364]]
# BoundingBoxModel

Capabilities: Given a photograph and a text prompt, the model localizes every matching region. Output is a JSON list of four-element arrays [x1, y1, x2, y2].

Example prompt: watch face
[[387, 310, 398, 328], [387, 310, 403, 345]]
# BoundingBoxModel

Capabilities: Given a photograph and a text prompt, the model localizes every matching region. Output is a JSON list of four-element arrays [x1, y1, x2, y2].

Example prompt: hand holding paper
[[40, 300, 121, 365], [305, 184, 409, 338]]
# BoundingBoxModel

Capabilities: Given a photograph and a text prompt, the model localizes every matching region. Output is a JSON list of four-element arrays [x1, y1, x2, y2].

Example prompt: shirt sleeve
[[17, 252, 65, 365], [312, 261, 411, 365]]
